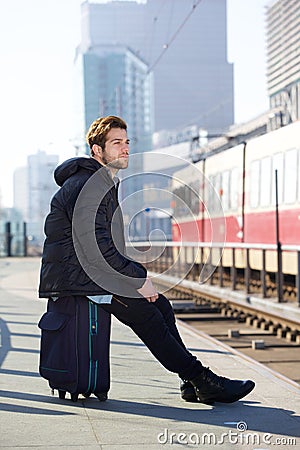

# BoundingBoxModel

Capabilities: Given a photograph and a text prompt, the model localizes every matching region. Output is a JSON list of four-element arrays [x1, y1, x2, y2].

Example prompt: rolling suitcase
[[38, 296, 111, 402]]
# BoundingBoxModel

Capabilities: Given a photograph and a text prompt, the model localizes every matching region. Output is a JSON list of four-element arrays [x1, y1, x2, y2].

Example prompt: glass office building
[[74, 45, 153, 153]]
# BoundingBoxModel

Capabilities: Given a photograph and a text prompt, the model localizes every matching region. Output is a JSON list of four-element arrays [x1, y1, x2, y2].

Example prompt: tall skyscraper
[[266, 0, 300, 126], [77, 0, 233, 135], [74, 44, 153, 154]]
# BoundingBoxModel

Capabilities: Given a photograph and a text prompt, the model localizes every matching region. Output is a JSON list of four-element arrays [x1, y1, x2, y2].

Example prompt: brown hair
[[86, 116, 127, 156]]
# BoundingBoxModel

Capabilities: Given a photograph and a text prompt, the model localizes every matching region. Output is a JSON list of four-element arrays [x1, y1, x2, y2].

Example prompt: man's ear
[[92, 144, 102, 156]]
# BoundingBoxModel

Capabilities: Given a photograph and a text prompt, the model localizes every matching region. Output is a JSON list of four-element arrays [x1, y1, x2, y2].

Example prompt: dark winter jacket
[[38, 157, 147, 298]]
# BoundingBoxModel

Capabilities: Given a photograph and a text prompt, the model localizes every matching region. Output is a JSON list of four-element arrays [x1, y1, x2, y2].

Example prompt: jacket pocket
[[38, 311, 77, 387]]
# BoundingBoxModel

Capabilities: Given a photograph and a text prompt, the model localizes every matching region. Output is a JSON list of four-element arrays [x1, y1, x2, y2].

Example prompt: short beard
[[102, 153, 129, 170]]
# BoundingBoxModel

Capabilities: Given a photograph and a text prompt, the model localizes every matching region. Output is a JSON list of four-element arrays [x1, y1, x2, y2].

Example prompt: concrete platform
[[0, 257, 299, 449]]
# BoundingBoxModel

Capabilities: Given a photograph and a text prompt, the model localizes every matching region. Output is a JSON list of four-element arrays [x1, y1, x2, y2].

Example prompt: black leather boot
[[180, 380, 198, 402], [190, 367, 255, 404]]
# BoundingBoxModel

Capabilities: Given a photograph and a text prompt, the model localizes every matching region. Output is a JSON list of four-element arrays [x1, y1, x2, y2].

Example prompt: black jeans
[[101, 293, 203, 381]]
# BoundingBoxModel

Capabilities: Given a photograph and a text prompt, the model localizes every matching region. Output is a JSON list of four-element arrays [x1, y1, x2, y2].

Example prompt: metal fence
[[0, 222, 28, 257], [126, 241, 300, 306]]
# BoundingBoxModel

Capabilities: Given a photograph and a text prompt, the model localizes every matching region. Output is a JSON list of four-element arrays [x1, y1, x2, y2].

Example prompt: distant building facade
[[266, 0, 300, 127], [13, 167, 29, 221], [13, 151, 59, 247], [77, 0, 234, 135]]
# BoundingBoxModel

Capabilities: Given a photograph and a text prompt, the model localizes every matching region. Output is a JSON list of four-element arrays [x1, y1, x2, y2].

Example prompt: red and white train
[[171, 120, 300, 277]]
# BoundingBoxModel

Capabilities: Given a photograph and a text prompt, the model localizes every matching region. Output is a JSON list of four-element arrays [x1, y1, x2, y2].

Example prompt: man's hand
[[137, 277, 159, 302]]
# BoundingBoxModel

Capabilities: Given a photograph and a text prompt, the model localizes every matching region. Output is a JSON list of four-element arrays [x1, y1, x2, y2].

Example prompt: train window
[[190, 180, 200, 215], [284, 148, 298, 204], [183, 184, 191, 211], [173, 186, 189, 217], [173, 180, 201, 218], [260, 156, 271, 206], [230, 167, 238, 210], [221, 170, 230, 211], [271, 153, 284, 205], [207, 174, 218, 214], [250, 160, 260, 208]]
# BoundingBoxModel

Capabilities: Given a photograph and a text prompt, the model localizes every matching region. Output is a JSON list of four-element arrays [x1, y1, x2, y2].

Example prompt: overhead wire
[[165, 0, 175, 47], [141, 0, 168, 65], [147, 0, 203, 73]]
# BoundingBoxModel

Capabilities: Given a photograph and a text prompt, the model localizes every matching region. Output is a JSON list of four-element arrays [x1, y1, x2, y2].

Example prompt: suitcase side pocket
[[38, 311, 77, 386]]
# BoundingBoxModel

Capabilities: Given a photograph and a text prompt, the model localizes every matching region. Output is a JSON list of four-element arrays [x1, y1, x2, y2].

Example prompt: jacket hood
[[54, 157, 102, 186]]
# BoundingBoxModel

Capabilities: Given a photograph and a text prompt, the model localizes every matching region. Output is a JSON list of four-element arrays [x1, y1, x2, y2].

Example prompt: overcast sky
[[0, 0, 269, 207]]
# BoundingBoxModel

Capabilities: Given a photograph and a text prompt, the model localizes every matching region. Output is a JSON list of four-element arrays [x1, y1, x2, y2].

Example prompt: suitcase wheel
[[95, 392, 108, 402], [58, 390, 66, 400], [70, 393, 79, 402]]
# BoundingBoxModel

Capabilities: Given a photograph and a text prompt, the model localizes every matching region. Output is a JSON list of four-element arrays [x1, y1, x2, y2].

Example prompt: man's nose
[[122, 143, 129, 152]]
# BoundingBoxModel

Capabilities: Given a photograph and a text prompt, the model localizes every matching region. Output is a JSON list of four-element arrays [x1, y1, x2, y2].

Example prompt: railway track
[[152, 277, 300, 385]]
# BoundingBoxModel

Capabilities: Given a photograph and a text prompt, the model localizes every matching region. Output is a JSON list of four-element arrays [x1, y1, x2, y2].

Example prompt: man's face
[[98, 127, 130, 170]]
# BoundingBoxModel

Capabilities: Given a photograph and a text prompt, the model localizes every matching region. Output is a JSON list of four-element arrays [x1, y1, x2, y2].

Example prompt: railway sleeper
[[277, 327, 291, 339], [251, 280, 262, 293], [221, 307, 231, 317], [269, 323, 282, 334], [194, 296, 211, 306], [231, 309, 241, 319], [286, 330, 300, 343], [231, 310, 247, 321], [237, 313, 247, 323], [246, 315, 258, 326], [168, 285, 299, 345], [252, 318, 266, 328], [225, 309, 235, 318], [260, 320, 273, 331]]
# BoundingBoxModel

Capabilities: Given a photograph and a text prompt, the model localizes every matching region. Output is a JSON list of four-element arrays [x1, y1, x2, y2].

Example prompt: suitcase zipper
[[75, 300, 79, 390], [89, 301, 98, 393]]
